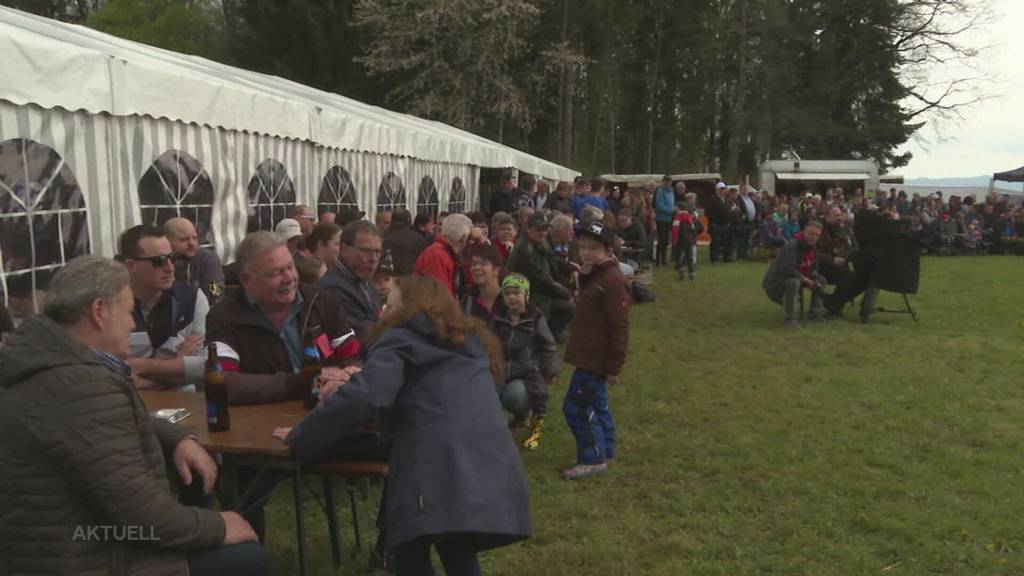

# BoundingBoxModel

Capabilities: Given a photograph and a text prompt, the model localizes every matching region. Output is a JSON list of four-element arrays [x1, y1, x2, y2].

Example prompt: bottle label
[[206, 402, 217, 424]]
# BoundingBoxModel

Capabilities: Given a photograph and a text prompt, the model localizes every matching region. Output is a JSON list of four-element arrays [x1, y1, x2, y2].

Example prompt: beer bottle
[[204, 343, 231, 431], [302, 331, 322, 409]]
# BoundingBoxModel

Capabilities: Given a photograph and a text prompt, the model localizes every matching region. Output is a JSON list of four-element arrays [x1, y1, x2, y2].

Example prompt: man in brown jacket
[[0, 255, 266, 576], [205, 231, 364, 543], [561, 221, 631, 480]]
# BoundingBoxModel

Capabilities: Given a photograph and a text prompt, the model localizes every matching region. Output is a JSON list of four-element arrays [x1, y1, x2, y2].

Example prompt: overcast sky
[[897, 0, 1024, 179]]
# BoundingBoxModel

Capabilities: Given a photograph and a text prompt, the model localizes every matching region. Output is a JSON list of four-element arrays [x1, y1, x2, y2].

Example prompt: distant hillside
[[906, 175, 1020, 191]]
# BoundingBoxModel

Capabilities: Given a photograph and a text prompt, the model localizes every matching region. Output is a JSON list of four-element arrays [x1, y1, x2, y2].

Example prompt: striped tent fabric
[[0, 100, 482, 272], [0, 5, 569, 304]]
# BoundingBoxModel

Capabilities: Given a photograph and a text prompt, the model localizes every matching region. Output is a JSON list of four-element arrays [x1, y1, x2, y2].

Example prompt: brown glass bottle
[[302, 331, 322, 409], [204, 343, 231, 431]]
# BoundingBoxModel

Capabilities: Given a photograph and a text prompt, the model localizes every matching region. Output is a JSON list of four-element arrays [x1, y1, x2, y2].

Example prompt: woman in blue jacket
[[278, 275, 531, 576], [653, 175, 678, 266]]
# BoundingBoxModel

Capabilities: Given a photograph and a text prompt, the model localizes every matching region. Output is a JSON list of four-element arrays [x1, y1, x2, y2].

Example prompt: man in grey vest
[[166, 217, 225, 305]]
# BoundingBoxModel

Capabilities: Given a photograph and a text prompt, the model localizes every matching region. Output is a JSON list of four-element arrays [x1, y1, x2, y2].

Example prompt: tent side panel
[[0, 100, 485, 266]]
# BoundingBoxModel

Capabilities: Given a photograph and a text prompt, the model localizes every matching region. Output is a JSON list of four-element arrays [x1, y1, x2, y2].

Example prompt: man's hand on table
[[319, 365, 362, 402], [272, 365, 362, 443], [173, 438, 218, 495], [176, 334, 205, 358]]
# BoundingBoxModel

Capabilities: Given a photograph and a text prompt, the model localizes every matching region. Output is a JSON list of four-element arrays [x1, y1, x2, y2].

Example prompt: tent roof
[[0, 6, 579, 182], [993, 166, 1024, 182], [600, 173, 722, 185], [775, 172, 871, 181]]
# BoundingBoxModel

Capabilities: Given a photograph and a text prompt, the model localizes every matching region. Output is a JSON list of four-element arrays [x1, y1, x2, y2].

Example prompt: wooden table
[[140, 391, 341, 576], [141, 390, 306, 458]]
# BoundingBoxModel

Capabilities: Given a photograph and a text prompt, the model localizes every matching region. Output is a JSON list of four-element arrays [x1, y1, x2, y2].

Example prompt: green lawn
[[266, 253, 1024, 575]]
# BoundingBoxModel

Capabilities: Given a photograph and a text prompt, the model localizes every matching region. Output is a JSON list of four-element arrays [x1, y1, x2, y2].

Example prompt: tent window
[[377, 172, 406, 212], [448, 176, 467, 213], [0, 138, 90, 310], [417, 176, 438, 216], [138, 150, 214, 247], [318, 166, 359, 216], [247, 159, 296, 232]]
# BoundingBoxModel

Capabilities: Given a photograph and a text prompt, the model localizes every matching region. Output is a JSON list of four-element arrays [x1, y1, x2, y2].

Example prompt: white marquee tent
[[0, 5, 579, 301]]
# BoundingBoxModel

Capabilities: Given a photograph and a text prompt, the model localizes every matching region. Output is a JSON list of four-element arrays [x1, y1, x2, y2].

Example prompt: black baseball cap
[[527, 211, 552, 229], [338, 207, 366, 225], [577, 220, 616, 247]]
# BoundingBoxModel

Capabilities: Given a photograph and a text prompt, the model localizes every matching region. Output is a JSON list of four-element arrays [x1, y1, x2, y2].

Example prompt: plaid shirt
[[91, 348, 132, 379]]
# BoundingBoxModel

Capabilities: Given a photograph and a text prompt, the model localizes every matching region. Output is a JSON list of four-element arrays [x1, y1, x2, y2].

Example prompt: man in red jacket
[[412, 213, 472, 299]]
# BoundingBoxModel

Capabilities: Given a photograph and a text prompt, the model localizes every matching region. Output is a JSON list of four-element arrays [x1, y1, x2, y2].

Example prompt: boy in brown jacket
[[561, 221, 631, 479]]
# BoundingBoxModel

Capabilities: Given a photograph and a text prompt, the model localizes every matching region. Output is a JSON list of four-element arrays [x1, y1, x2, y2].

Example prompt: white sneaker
[[561, 462, 608, 480]]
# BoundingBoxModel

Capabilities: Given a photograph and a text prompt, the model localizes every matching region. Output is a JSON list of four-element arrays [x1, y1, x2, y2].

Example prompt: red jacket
[[413, 235, 463, 298], [671, 210, 696, 246]]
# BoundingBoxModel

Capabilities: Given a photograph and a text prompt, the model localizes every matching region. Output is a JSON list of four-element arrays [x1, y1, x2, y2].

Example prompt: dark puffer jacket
[[490, 302, 559, 384], [0, 316, 225, 576]]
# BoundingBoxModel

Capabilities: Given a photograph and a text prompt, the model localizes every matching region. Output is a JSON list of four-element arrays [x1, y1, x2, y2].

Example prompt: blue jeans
[[562, 369, 616, 465]]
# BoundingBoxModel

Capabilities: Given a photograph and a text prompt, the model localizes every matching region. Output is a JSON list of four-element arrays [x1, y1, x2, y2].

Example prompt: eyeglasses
[[129, 253, 175, 267]]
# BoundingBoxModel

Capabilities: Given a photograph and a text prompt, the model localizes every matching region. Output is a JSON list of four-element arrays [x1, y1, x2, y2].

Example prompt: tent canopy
[[993, 166, 1024, 182], [775, 172, 871, 181], [601, 173, 721, 186], [0, 5, 578, 182]]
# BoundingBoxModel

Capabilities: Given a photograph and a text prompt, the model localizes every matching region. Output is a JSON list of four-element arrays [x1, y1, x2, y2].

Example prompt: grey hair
[[579, 205, 605, 226], [340, 220, 381, 246], [490, 211, 515, 230], [550, 213, 573, 230], [43, 255, 130, 325], [441, 213, 472, 243], [236, 231, 287, 272]]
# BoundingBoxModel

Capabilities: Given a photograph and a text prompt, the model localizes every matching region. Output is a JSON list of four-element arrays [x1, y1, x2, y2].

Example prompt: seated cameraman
[[818, 206, 858, 318], [762, 220, 826, 328]]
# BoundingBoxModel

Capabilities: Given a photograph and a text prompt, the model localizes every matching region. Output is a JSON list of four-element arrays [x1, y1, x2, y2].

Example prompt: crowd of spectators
[[0, 175, 644, 574], [755, 187, 1024, 257], [4, 168, 1019, 573]]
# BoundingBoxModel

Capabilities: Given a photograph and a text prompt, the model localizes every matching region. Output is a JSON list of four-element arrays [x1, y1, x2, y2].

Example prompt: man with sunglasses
[[119, 225, 209, 392], [319, 220, 384, 340]]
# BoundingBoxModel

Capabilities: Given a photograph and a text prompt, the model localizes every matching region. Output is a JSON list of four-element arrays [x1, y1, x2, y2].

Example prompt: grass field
[[265, 252, 1024, 575]]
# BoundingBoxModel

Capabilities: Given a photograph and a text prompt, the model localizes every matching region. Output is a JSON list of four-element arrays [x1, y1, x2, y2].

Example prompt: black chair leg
[[349, 483, 362, 552], [322, 476, 342, 567], [292, 467, 307, 576]]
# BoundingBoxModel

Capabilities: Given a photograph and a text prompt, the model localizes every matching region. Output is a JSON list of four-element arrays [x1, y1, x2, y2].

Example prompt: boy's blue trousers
[[563, 369, 616, 465]]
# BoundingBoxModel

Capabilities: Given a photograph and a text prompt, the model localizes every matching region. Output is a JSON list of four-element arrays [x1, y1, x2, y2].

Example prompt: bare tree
[[890, 0, 994, 122]]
